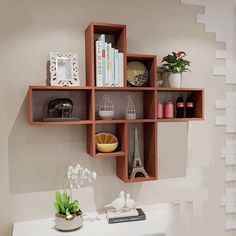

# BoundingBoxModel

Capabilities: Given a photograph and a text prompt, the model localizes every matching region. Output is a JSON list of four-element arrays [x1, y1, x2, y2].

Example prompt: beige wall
[[0, 0, 230, 235]]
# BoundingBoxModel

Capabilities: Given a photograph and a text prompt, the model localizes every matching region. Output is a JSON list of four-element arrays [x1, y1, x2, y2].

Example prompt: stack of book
[[106, 208, 146, 224], [95, 34, 124, 87]]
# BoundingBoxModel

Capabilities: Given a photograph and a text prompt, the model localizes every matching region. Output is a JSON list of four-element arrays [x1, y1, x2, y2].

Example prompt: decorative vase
[[168, 73, 182, 88], [55, 211, 83, 231], [99, 95, 115, 120], [126, 95, 136, 120]]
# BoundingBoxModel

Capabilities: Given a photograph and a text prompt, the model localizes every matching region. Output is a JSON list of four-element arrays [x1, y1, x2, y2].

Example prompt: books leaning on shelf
[[106, 208, 146, 224], [95, 34, 124, 87]]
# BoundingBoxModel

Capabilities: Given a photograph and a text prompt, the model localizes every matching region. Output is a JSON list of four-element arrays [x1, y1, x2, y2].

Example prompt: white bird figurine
[[105, 191, 125, 212], [125, 193, 135, 210]]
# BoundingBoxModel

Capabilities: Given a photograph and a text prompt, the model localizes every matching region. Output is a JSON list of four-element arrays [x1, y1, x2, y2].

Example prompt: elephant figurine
[[47, 98, 73, 118]]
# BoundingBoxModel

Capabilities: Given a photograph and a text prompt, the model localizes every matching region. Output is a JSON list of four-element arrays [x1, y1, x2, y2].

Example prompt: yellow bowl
[[96, 143, 118, 153]]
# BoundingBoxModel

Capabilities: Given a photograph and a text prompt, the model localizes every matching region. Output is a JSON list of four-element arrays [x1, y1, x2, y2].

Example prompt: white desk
[[13, 204, 170, 236]]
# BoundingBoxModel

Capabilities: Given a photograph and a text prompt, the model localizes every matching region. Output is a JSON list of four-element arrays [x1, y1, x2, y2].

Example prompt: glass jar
[[157, 102, 163, 119], [164, 102, 174, 118]]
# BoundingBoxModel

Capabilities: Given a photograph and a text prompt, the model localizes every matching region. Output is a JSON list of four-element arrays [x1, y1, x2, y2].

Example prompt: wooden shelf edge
[[29, 86, 93, 91], [122, 176, 157, 183], [95, 119, 156, 124], [30, 121, 94, 126], [90, 21, 126, 28], [95, 151, 126, 158], [157, 118, 204, 122], [157, 87, 204, 92], [95, 87, 156, 91], [127, 54, 157, 59]]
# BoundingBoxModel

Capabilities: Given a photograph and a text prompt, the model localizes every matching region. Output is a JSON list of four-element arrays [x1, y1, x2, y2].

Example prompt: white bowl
[[99, 110, 115, 120], [126, 113, 136, 120]]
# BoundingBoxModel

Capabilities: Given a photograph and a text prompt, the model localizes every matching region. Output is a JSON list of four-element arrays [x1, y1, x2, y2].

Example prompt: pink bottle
[[157, 102, 163, 118], [164, 102, 174, 118]]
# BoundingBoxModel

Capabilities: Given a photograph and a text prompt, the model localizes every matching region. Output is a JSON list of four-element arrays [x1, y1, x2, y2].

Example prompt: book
[[98, 34, 106, 87], [107, 208, 146, 224], [107, 43, 112, 87], [107, 209, 139, 218], [118, 52, 124, 87], [104, 42, 108, 86], [95, 40, 103, 87], [110, 47, 115, 86], [114, 49, 119, 87]]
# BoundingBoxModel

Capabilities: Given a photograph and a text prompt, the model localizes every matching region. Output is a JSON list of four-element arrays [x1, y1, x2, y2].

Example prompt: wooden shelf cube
[[157, 88, 204, 121], [28, 86, 94, 125], [127, 54, 157, 87]]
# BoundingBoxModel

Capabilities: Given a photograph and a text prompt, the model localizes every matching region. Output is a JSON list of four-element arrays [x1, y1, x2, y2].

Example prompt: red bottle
[[176, 94, 184, 118], [185, 94, 194, 118]]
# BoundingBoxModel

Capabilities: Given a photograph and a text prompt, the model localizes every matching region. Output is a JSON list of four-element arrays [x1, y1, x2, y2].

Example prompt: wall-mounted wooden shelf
[[95, 87, 156, 91], [29, 86, 93, 91], [85, 22, 127, 87], [28, 22, 204, 184], [30, 121, 94, 126], [157, 88, 204, 120], [95, 151, 126, 158], [95, 119, 156, 124], [127, 54, 157, 87], [28, 86, 94, 125], [157, 118, 204, 122], [126, 176, 156, 183]]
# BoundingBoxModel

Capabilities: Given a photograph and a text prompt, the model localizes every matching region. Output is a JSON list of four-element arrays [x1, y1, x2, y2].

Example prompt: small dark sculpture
[[48, 98, 73, 118]]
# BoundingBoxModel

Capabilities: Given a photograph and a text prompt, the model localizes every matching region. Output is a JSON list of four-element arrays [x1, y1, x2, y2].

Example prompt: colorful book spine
[[111, 48, 115, 86], [118, 53, 124, 87], [96, 34, 124, 87], [114, 49, 119, 87], [95, 40, 103, 87], [104, 42, 108, 86], [98, 34, 106, 87], [107, 43, 112, 87]]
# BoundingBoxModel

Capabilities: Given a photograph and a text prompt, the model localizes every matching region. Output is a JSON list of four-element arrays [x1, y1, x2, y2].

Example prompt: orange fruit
[[95, 133, 118, 153]]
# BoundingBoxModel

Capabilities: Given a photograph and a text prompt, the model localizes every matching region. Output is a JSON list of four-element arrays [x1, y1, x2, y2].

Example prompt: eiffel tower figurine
[[129, 128, 148, 179]]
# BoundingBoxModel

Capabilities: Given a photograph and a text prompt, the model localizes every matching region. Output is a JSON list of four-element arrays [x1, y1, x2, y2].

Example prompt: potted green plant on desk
[[160, 51, 191, 88], [54, 165, 96, 231]]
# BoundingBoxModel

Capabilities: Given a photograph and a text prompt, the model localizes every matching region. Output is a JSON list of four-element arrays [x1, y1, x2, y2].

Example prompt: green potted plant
[[160, 51, 191, 88], [54, 164, 96, 231]]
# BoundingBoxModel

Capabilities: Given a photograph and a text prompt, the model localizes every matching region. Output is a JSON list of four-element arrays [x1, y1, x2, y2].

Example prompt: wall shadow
[[8, 94, 116, 195], [8, 93, 188, 212], [158, 123, 188, 179]]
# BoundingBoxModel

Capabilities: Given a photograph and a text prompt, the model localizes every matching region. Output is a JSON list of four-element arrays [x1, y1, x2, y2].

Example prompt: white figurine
[[125, 193, 135, 210], [126, 95, 136, 120], [105, 191, 125, 212]]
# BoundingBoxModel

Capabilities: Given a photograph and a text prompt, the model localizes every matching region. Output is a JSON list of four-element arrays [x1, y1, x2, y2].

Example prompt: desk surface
[[13, 204, 170, 236]]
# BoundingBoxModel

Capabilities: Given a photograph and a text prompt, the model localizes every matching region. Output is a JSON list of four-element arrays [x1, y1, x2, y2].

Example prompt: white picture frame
[[50, 52, 80, 86]]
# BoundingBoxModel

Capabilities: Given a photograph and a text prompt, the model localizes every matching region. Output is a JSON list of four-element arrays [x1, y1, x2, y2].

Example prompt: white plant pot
[[168, 73, 182, 88], [55, 212, 83, 231]]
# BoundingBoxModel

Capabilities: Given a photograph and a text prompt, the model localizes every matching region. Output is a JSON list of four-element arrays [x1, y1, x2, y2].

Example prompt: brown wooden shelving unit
[[84, 22, 158, 183], [28, 22, 204, 183], [157, 88, 204, 122], [28, 86, 94, 125]]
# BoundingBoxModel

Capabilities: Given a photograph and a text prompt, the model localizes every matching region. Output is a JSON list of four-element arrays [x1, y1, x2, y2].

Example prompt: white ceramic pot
[[55, 212, 83, 231], [99, 110, 115, 120], [126, 113, 136, 120], [168, 73, 182, 88]]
